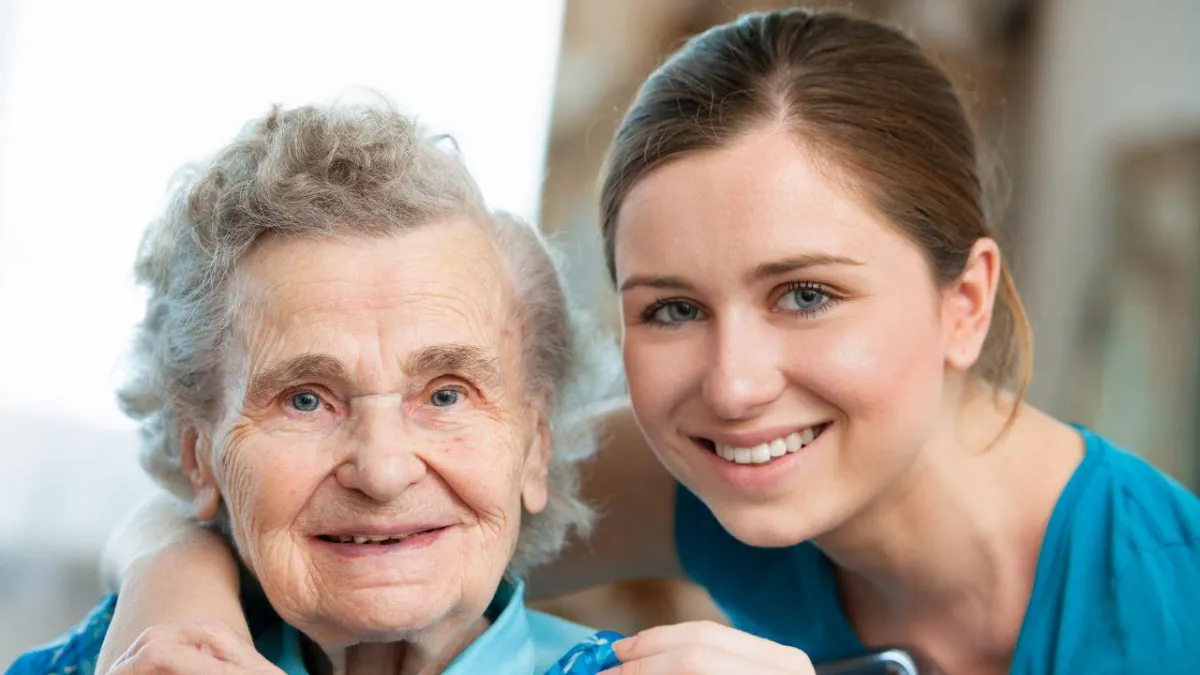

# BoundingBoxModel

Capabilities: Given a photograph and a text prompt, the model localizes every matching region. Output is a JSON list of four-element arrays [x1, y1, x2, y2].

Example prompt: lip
[[689, 423, 831, 493], [312, 525, 452, 558], [317, 522, 454, 539], [692, 422, 830, 449]]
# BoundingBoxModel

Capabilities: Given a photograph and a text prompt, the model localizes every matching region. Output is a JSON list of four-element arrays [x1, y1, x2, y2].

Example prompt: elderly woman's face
[[187, 220, 548, 650]]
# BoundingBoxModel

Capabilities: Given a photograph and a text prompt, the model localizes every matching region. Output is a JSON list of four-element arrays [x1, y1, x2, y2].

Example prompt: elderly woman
[[11, 101, 624, 675]]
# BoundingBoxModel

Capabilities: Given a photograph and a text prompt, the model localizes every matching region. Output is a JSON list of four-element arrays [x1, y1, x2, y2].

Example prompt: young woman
[[82, 8, 1200, 675]]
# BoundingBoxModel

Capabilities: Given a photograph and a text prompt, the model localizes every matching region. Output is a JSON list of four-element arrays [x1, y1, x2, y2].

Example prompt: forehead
[[614, 131, 908, 279], [231, 219, 514, 357]]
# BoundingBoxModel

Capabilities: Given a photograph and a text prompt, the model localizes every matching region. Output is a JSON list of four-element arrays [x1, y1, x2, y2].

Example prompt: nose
[[336, 404, 427, 502], [701, 315, 787, 420]]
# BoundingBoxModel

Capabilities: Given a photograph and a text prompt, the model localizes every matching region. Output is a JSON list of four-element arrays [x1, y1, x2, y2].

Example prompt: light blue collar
[[264, 577, 542, 674]]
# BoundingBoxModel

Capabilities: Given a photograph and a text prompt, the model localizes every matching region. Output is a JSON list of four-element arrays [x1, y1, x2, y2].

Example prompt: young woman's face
[[615, 130, 965, 546]]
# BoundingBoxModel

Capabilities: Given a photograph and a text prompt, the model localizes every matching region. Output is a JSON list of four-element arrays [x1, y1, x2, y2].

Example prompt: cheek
[[798, 301, 946, 428], [430, 429, 526, 526], [622, 333, 699, 430], [219, 438, 322, 563]]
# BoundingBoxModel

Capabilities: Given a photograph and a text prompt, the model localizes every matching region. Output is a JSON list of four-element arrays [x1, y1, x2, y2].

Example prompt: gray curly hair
[[118, 100, 621, 574]]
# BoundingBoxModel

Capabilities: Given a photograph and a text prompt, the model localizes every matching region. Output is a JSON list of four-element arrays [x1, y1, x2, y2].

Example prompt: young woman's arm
[[95, 492, 249, 673], [526, 398, 684, 599]]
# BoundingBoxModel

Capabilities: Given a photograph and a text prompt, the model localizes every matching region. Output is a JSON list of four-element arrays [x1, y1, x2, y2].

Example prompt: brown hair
[[600, 8, 1031, 398]]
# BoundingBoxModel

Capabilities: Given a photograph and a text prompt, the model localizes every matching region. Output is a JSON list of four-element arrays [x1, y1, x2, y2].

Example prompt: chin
[[301, 586, 460, 645], [710, 497, 842, 549]]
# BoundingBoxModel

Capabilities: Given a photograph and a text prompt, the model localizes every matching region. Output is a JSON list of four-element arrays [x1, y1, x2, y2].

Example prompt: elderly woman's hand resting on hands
[[109, 619, 284, 675], [604, 621, 815, 675]]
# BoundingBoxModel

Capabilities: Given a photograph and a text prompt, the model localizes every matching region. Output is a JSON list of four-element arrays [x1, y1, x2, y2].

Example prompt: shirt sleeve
[[543, 630, 624, 675], [4, 594, 116, 675]]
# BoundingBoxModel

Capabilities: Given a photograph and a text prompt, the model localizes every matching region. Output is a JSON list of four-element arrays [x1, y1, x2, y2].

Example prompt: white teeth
[[327, 533, 418, 545], [713, 426, 823, 465]]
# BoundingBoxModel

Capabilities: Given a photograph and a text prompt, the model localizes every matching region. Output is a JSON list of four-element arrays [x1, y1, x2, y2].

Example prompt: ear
[[180, 426, 221, 522], [943, 238, 1002, 373], [520, 411, 552, 515]]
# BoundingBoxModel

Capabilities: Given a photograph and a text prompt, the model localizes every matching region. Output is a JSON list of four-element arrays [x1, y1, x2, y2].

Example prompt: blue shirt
[[676, 425, 1200, 673], [7, 578, 622, 675]]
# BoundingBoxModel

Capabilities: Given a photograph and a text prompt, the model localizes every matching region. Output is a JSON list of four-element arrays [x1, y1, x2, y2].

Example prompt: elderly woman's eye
[[289, 391, 323, 412], [429, 388, 462, 408]]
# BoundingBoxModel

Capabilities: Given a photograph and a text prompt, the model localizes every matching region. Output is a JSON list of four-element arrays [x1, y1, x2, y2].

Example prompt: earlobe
[[520, 415, 551, 514], [181, 426, 221, 522], [945, 238, 1002, 372]]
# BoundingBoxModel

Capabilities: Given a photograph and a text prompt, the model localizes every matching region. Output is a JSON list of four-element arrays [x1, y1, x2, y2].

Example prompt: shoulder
[[1052, 429, 1200, 672], [1078, 428, 1200, 556], [6, 594, 116, 675], [1067, 541, 1200, 673], [526, 609, 605, 672]]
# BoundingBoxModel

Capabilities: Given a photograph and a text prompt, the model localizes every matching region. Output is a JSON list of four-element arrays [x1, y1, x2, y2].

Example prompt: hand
[[107, 618, 285, 675], [603, 621, 815, 674]]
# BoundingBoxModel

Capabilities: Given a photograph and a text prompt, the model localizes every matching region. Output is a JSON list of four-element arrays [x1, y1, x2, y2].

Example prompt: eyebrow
[[618, 253, 864, 292], [404, 343, 502, 389], [246, 353, 350, 403], [244, 344, 503, 403], [746, 253, 864, 284]]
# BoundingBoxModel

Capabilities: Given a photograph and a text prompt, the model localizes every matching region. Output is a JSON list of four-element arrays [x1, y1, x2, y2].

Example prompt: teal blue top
[[7, 578, 623, 675], [676, 426, 1200, 673], [257, 578, 597, 674]]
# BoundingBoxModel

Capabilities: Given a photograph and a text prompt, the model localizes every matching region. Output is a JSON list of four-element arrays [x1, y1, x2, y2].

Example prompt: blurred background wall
[[2, 0, 1198, 667]]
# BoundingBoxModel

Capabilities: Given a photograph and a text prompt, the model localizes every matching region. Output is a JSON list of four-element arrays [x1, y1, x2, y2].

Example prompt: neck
[[813, 387, 1084, 667], [307, 616, 490, 675]]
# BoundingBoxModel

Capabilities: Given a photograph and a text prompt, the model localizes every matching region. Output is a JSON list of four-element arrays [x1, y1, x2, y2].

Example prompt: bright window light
[[0, 0, 565, 552]]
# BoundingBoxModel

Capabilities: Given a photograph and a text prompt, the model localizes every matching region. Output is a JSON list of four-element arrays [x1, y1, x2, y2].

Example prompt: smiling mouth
[[317, 526, 448, 545], [695, 423, 830, 465]]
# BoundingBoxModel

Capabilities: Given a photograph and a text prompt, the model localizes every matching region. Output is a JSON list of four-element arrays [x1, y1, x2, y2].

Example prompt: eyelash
[[639, 281, 840, 326], [778, 281, 840, 318], [428, 383, 470, 408], [639, 298, 699, 327], [283, 387, 335, 414]]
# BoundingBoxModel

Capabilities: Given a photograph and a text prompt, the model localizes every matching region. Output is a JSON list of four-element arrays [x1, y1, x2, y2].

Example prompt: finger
[[113, 619, 260, 667], [109, 635, 243, 675], [614, 621, 812, 671], [602, 644, 793, 675]]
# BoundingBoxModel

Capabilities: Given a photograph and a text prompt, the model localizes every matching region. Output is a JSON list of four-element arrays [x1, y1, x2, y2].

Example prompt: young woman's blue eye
[[289, 391, 323, 412], [645, 300, 705, 325], [430, 389, 461, 407], [776, 284, 835, 314]]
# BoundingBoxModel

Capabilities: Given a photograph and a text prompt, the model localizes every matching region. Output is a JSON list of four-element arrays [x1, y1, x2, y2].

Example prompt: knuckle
[[679, 646, 714, 671], [128, 625, 164, 653], [784, 645, 813, 667], [137, 640, 174, 664]]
